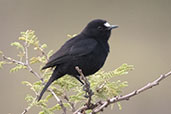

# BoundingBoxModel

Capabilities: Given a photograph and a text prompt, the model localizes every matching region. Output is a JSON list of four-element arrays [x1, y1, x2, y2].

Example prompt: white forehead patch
[[104, 22, 111, 27]]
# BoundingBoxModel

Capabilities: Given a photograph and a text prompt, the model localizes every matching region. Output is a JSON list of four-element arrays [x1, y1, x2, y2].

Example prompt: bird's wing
[[69, 38, 97, 56], [42, 38, 97, 69]]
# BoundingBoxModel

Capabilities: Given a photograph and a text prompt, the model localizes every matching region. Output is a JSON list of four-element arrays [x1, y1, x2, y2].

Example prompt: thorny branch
[[74, 70, 171, 114]]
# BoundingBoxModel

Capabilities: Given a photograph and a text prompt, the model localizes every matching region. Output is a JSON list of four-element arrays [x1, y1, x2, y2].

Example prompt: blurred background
[[0, 0, 171, 114]]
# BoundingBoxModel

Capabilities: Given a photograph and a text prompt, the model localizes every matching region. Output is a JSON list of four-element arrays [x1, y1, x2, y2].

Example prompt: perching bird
[[38, 19, 118, 101]]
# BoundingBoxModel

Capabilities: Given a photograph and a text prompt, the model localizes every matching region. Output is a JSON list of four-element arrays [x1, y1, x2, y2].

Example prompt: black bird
[[38, 19, 118, 101]]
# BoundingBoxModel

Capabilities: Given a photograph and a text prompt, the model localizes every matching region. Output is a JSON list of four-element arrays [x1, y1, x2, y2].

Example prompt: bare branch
[[73, 70, 171, 114], [2, 55, 26, 66]]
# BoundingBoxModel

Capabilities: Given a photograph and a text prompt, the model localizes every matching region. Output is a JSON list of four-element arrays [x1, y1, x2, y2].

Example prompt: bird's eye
[[97, 26, 103, 30]]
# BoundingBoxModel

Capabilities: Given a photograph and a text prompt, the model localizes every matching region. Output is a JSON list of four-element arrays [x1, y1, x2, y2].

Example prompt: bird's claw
[[83, 85, 94, 98]]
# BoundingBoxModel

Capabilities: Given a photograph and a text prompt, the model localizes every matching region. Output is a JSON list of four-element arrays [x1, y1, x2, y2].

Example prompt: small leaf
[[49, 104, 61, 111], [45, 94, 53, 101], [114, 64, 134, 75], [0, 61, 6, 69], [30, 57, 39, 64], [10, 64, 26, 73], [67, 34, 77, 38], [47, 50, 53, 58], [18, 37, 26, 41], [25, 94, 34, 103], [37, 100, 48, 108], [41, 44, 47, 49], [117, 102, 122, 110], [31, 84, 41, 93], [22, 81, 32, 87], [11, 42, 24, 51], [0, 51, 3, 55], [39, 108, 53, 114], [34, 47, 38, 50]]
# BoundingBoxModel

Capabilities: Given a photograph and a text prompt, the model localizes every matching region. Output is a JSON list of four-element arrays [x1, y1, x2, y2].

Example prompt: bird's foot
[[82, 85, 94, 98]]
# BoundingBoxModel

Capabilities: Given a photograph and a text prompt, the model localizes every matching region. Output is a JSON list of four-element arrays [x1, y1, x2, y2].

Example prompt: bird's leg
[[75, 75, 88, 93], [75, 67, 94, 98], [79, 76, 93, 98], [75, 75, 93, 98], [75, 75, 84, 85]]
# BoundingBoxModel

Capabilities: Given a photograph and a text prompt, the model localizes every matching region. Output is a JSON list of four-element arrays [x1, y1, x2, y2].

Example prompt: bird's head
[[82, 19, 118, 41]]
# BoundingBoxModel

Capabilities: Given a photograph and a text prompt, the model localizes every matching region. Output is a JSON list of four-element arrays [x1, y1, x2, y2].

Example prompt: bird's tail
[[37, 69, 63, 101]]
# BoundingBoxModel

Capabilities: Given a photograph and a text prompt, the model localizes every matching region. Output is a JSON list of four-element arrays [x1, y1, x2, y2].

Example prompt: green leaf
[[31, 84, 41, 93], [30, 57, 39, 64], [25, 94, 34, 103], [39, 107, 53, 114], [10, 64, 27, 73], [37, 100, 48, 108], [41, 44, 47, 49], [0, 61, 6, 69], [49, 104, 61, 111], [45, 94, 53, 101], [117, 102, 122, 110], [11, 42, 24, 51], [85, 110, 92, 114], [114, 64, 134, 75], [22, 81, 32, 87], [18, 37, 26, 41], [67, 34, 77, 38], [47, 50, 53, 58], [0, 50, 3, 55]]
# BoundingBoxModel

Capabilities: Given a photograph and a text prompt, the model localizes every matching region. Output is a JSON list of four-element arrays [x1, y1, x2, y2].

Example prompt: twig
[[24, 41, 29, 65], [49, 89, 67, 114], [74, 70, 171, 114], [21, 107, 30, 114], [2, 55, 26, 66], [21, 98, 37, 114], [96, 81, 106, 93], [38, 46, 48, 61], [64, 94, 76, 112]]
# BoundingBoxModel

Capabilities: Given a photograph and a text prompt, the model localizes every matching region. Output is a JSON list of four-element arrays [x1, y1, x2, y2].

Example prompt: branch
[[21, 98, 37, 114], [49, 89, 67, 114], [64, 94, 76, 112], [2, 49, 66, 114], [23, 43, 66, 114], [74, 70, 171, 114], [2, 55, 26, 66], [38, 46, 48, 61]]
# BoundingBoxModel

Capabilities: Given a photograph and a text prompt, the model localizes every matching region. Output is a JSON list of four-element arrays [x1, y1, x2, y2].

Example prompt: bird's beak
[[104, 22, 119, 30], [109, 25, 119, 29]]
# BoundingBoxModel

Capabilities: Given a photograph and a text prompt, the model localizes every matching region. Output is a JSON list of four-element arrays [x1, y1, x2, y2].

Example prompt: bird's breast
[[69, 44, 109, 76]]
